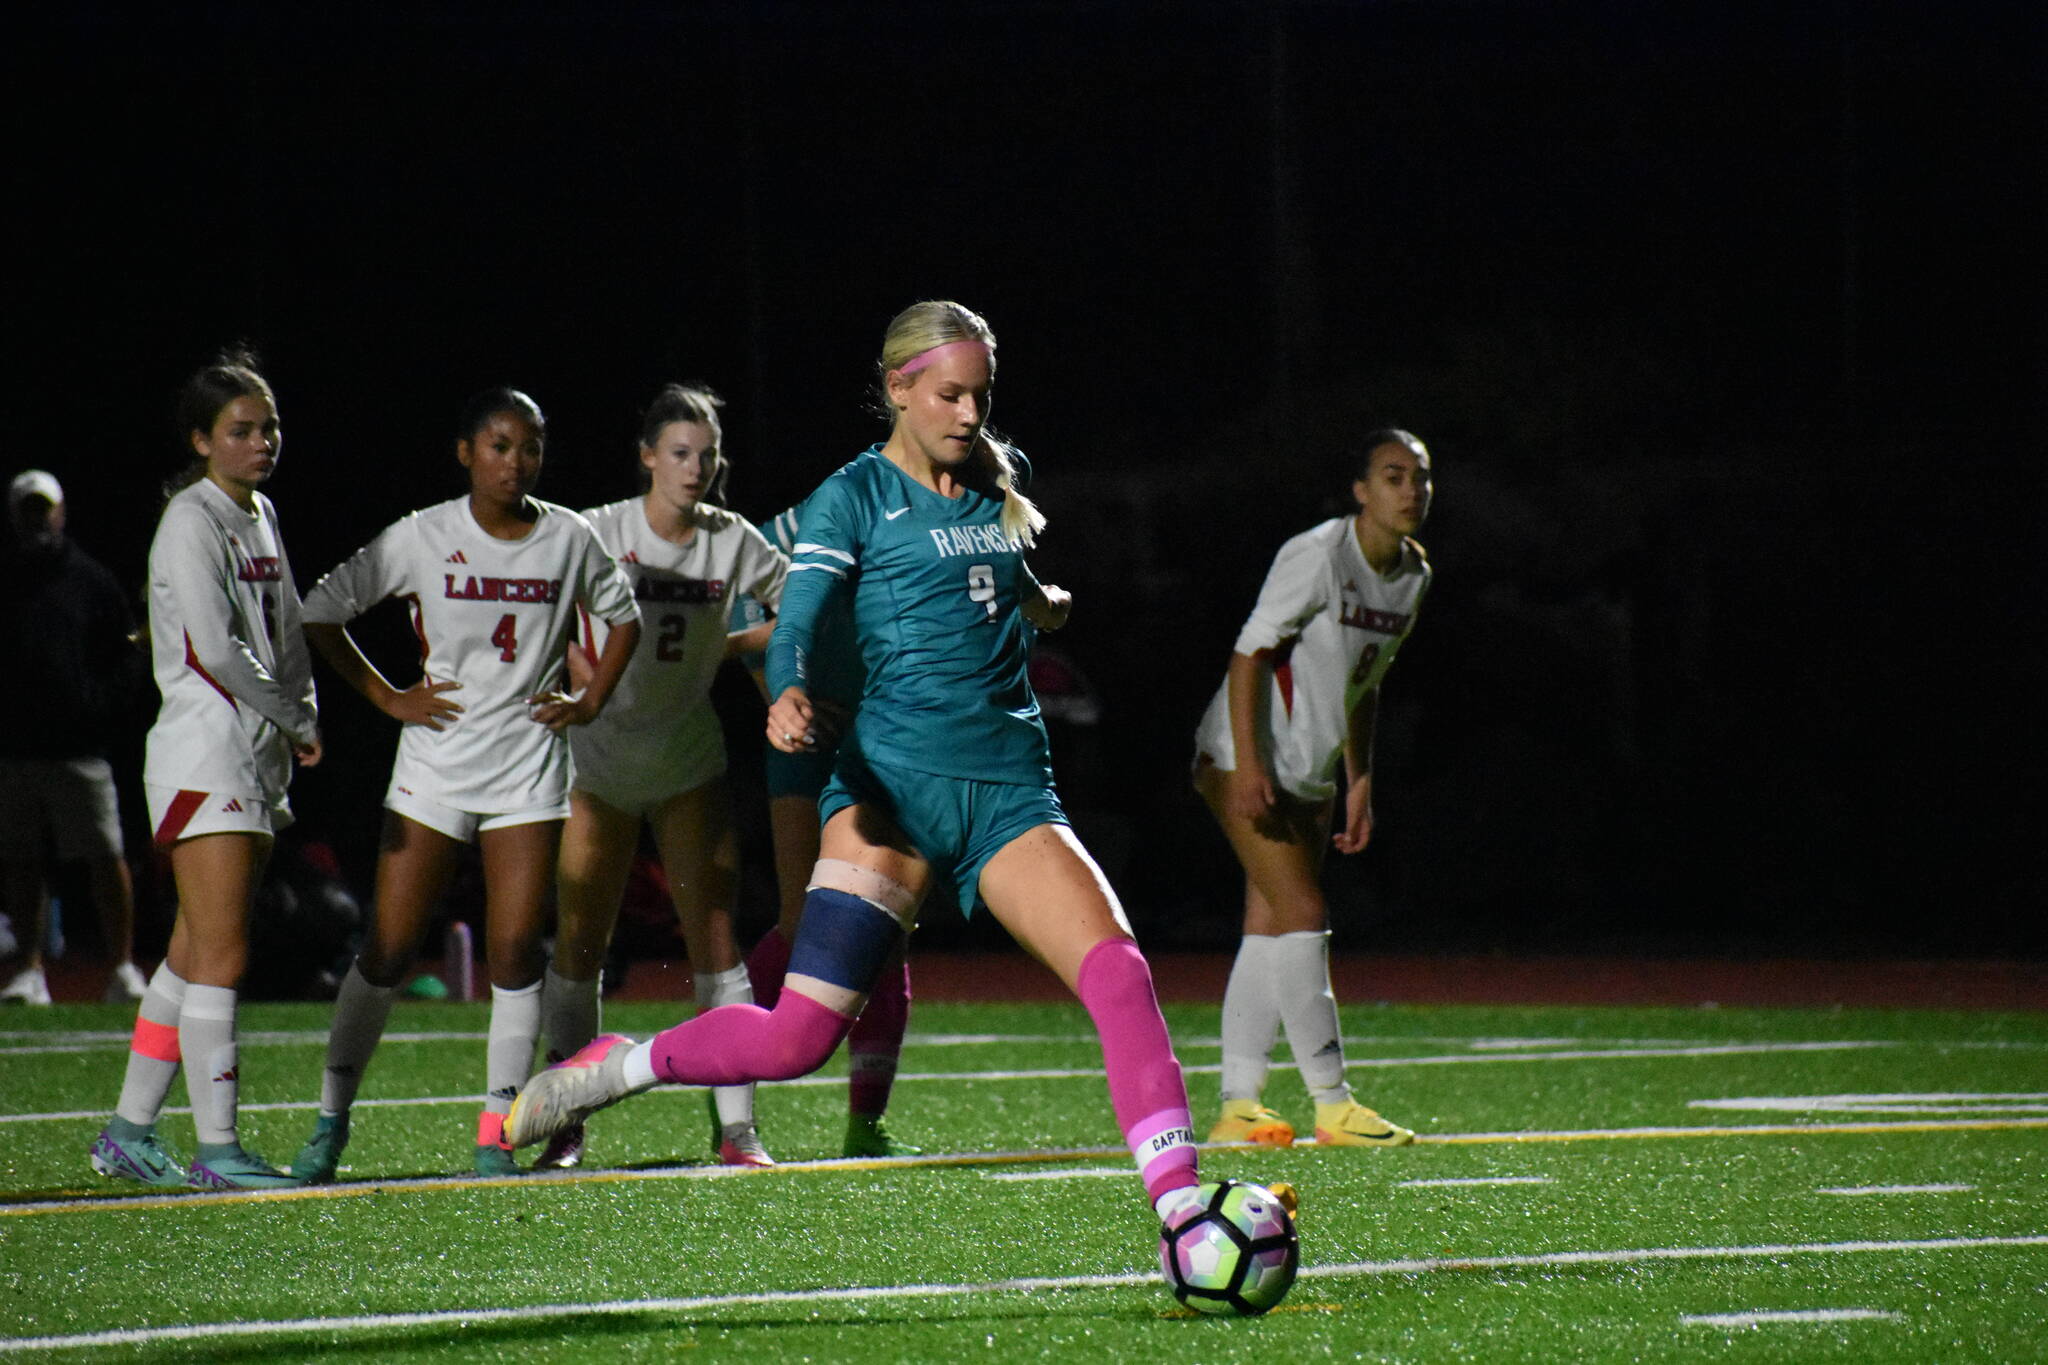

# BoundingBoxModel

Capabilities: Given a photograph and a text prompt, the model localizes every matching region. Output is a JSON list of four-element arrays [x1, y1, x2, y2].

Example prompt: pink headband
[[895, 338, 992, 376]]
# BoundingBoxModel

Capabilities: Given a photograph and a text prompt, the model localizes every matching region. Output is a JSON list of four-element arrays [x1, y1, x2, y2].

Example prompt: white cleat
[[505, 1034, 635, 1150], [1, 966, 51, 1006]]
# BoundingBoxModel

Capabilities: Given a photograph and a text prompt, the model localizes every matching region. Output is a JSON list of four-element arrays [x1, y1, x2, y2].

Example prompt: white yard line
[[1682, 1308, 1902, 1327], [1694, 1092, 2048, 1115], [1818, 1183, 1975, 1196], [0, 1039, 1908, 1121], [0, 1234, 2036, 1354], [1398, 1176, 1554, 1188]]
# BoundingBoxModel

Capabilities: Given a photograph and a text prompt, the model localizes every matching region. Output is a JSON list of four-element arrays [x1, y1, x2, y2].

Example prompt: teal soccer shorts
[[819, 749, 1067, 916]]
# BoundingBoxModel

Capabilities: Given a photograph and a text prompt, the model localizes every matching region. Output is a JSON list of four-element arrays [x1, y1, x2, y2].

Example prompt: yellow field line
[[8, 1116, 2045, 1219]]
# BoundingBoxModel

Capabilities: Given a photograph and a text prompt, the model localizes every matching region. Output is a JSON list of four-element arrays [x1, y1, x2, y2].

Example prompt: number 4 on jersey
[[492, 613, 519, 662]]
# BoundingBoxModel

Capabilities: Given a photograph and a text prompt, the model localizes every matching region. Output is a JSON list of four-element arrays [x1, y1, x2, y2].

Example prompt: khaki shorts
[[0, 757, 126, 859]]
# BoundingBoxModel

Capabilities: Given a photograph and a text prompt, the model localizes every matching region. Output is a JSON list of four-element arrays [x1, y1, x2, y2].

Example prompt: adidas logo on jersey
[[447, 550, 469, 564], [620, 551, 640, 564], [219, 797, 245, 813]]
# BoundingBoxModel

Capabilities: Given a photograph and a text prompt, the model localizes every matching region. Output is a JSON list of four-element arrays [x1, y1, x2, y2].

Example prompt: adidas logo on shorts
[[220, 797, 245, 813]]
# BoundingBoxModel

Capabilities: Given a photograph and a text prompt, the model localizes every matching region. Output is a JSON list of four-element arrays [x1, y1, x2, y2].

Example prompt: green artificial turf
[[2, 1000, 2045, 1360]]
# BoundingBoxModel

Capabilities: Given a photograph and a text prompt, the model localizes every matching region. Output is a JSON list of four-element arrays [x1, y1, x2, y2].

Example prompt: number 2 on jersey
[[491, 613, 519, 663], [655, 613, 686, 662]]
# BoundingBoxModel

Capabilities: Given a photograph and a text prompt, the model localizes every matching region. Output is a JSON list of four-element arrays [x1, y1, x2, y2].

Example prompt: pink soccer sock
[[1075, 938, 1199, 1204], [648, 989, 854, 1087], [847, 957, 911, 1118], [745, 926, 792, 1010]]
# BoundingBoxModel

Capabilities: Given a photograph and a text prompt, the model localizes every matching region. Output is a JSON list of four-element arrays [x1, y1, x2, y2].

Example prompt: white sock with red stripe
[[115, 963, 186, 1127]]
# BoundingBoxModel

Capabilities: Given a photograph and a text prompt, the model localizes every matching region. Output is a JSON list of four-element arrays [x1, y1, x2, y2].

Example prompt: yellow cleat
[[1313, 1099, 1415, 1147], [1207, 1099, 1297, 1147], [1265, 1180, 1299, 1219]]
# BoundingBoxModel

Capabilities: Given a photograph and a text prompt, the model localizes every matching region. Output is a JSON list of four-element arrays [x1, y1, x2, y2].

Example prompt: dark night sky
[[7, 1, 2041, 956]]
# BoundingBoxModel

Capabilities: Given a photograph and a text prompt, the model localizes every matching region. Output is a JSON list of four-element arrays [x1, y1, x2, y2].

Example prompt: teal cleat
[[844, 1113, 922, 1159], [289, 1113, 350, 1184], [187, 1143, 298, 1191], [474, 1141, 522, 1177], [90, 1118, 189, 1188]]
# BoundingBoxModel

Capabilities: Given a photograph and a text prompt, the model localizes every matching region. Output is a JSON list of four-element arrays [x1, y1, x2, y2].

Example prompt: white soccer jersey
[[302, 497, 638, 814], [1195, 518, 1430, 802], [144, 479, 318, 800], [570, 498, 788, 805]]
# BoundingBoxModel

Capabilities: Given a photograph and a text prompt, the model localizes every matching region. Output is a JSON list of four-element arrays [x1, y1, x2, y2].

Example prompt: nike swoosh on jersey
[[884, 507, 910, 520]]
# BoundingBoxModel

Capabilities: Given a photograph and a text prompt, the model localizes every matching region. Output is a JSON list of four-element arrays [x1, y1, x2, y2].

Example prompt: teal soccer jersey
[[735, 502, 865, 713], [767, 446, 1051, 786]]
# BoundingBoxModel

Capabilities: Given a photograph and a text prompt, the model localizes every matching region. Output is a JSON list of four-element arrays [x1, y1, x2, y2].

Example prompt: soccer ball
[[1158, 1180, 1300, 1316]]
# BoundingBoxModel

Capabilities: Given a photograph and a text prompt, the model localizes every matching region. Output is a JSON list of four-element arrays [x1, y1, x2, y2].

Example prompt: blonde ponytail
[[977, 431, 1044, 549]]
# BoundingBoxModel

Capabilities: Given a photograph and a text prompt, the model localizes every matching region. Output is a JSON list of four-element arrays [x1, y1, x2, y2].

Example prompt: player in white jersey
[[536, 384, 788, 1171], [289, 388, 640, 1182], [89, 351, 320, 1191], [1194, 429, 1433, 1151]]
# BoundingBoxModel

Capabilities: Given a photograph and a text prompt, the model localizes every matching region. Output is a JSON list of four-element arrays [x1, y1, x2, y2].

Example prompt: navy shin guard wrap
[[787, 888, 904, 994]]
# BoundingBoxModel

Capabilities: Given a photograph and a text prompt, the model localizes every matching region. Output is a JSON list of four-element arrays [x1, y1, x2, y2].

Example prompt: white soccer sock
[[623, 1040, 659, 1091], [542, 964, 600, 1064], [695, 965, 756, 1128], [1270, 929, 1352, 1105], [486, 979, 543, 1118], [319, 962, 398, 1117], [115, 962, 187, 1127], [1218, 935, 1283, 1102], [180, 984, 240, 1146]]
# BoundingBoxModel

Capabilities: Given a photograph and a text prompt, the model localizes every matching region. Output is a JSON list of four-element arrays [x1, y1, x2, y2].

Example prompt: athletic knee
[[1075, 935, 1151, 999], [761, 1001, 851, 1080]]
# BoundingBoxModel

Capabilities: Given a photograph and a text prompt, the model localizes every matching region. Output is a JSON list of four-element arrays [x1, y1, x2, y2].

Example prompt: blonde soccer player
[[289, 387, 640, 1180], [1194, 429, 1433, 1149], [89, 351, 320, 1190], [507, 301, 1214, 1231], [535, 383, 788, 1170]]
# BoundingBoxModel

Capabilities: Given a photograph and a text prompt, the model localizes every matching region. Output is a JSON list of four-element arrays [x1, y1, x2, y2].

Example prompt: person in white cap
[[0, 468, 149, 1007]]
